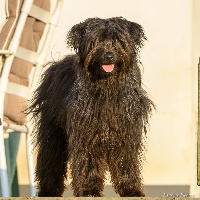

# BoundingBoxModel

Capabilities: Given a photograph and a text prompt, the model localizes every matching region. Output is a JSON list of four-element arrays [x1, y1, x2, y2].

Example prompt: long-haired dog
[[29, 17, 155, 197]]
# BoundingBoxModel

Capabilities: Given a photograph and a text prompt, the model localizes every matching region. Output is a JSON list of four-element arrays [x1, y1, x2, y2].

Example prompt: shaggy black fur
[[28, 17, 155, 197]]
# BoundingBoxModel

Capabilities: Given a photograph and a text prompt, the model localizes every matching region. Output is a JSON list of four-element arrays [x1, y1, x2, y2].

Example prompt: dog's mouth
[[102, 64, 115, 72]]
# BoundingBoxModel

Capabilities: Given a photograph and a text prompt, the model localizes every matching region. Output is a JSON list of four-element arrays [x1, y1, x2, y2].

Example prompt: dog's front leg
[[70, 148, 106, 197], [108, 149, 145, 197]]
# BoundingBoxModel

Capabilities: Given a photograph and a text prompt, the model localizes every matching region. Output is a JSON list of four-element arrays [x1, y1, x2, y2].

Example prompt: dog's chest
[[68, 85, 136, 142]]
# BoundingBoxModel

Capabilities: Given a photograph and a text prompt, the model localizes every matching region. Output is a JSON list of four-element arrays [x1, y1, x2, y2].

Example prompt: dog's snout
[[104, 52, 114, 62]]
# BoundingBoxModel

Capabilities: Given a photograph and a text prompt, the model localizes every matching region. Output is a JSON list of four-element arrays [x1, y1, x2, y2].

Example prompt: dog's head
[[66, 17, 146, 79]]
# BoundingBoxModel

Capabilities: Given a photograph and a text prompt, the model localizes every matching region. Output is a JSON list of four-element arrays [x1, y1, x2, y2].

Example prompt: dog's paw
[[75, 189, 103, 197], [120, 190, 145, 197]]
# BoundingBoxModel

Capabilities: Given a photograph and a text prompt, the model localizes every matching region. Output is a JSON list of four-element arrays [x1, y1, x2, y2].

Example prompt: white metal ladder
[[0, 0, 63, 196]]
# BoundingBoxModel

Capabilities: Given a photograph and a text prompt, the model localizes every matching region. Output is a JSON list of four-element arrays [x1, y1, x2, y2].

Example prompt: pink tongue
[[102, 64, 114, 72]]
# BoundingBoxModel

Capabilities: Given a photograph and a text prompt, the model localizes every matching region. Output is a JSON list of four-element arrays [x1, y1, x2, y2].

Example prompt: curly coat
[[29, 17, 155, 197]]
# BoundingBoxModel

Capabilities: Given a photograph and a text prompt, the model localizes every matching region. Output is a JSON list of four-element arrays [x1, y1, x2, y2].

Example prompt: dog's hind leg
[[108, 149, 145, 197], [70, 148, 106, 197], [36, 125, 68, 197]]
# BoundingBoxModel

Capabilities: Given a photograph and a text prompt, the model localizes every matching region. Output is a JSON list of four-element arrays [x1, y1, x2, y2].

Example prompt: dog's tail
[[26, 57, 76, 191], [27, 56, 75, 148]]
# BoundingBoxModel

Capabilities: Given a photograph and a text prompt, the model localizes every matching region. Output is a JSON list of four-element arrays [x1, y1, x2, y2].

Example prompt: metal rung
[[3, 121, 28, 133], [0, 50, 13, 56], [15, 46, 39, 64], [7, 81, 29, 98], [0, 78, 30, 98], [29, 4, 51, 23]]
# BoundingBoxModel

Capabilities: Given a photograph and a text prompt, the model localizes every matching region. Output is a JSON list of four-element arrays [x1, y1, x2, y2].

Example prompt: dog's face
[[67, 17, 146, 79]]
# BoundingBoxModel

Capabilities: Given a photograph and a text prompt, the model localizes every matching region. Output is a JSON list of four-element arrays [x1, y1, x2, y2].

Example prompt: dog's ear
[[128, 22, 147, 49], [66, 18, 94, 53], [66, 23, 86, 53]]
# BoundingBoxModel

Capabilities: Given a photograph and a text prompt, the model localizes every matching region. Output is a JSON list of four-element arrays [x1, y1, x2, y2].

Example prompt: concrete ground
[[18, 185, 190, 197]]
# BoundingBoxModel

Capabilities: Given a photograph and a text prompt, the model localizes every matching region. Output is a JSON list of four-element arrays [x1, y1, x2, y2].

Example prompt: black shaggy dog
[[29, 17, 155, 197]]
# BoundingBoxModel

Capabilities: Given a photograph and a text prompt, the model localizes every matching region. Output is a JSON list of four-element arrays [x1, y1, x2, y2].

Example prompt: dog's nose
[[104, 52, 114, 62]]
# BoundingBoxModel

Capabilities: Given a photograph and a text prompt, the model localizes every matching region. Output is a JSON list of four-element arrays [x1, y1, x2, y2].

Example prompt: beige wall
[[16, 0, 200, 195], [191, 0, 200, 195]]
